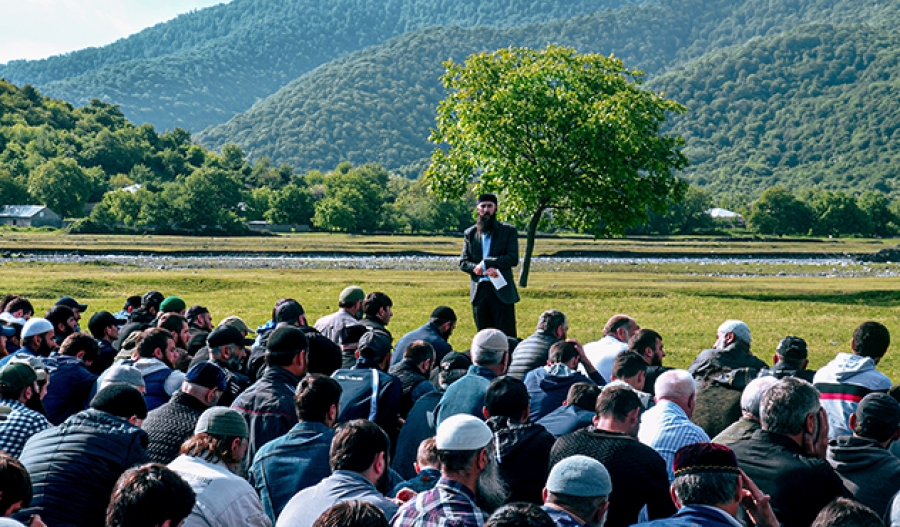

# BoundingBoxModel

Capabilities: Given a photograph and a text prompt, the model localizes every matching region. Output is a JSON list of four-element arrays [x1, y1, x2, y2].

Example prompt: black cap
[[185, 362, 227, 391], [358, 328, 392, 362], [441, 351, 472, 371], [142, 291, 164, 309], [267, 326, 308, 356], [88, 311, 119, 336], [855, 392, 900, 440], [776, 336, 808, 361], [90, 383, 148, 420], [338, 324, 368, 347], [207, 325, 244, 348], [275, 300, 304, 323], [477, 193, 498, 205], [185, 305, 210, 323], [56, 296, 88, 311], [430, 306, 457, 322]]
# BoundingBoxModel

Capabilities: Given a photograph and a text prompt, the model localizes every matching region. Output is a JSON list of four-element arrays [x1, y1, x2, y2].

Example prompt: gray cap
[[195, 407, 249, 438], [546, 455, 612, 497], [101, 364, 146, 391], [471, 328, 508, 354]]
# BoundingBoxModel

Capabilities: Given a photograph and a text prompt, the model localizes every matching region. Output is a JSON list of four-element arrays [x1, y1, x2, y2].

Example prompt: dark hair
[[567, 383, 602, 411], [312, 501, 389, 527], [672, 472, 739, 508], [4, 297, 33, 317], [181, 433, 244, 465], [45, 305, 75, 331], [339, 325, 368, 347], [330, 420, 390, 473], [137, 328, 173, 359], [628, 329, 662, 357], [59, 332, 100, 363], [613, 351, 648, 380], [403, 341, 435, 366], [363, 292, 393, 318], [106, 463, 195, 527], [0, 453, 32, 513], [853, 322, 890, 360], [536, 310, 567, 335], [295, 374, 343, 423], [548, 341, 579, 364], [486, 503, 555, 527], [157, 313, 187, 338], [485, 376, 529, 419], [595, 385, 642, 420], [811, 497, 885, 527]]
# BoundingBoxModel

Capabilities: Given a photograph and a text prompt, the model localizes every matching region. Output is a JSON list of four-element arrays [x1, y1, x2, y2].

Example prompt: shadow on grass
[[690, 290, 900, 307]]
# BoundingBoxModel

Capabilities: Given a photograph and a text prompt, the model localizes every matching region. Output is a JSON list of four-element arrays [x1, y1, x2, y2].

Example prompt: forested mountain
[[651, 24, 900, 198], [0, 0, 631, 132], [198, 0, 900, 193]]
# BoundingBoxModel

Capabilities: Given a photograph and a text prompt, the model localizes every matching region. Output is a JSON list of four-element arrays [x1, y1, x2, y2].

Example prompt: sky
[[0, 0, 231, 64]]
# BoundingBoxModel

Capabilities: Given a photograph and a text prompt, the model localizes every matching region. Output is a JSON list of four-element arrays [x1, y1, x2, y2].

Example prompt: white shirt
[[582, 335, 627, 382]]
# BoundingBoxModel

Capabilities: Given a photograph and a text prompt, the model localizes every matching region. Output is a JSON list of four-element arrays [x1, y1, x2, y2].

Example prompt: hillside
[[651, 23, 900, 198], [198, 0, 900, 186], [0, 0, 630, 132]]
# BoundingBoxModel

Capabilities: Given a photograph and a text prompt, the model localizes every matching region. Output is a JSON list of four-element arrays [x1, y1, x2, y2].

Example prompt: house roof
[[0, 205, 54, 218]]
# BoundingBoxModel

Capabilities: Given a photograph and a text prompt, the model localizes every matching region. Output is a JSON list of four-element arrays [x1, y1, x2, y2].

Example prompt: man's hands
[[473, 264, 499, 278], [739, 470, 779, 527]]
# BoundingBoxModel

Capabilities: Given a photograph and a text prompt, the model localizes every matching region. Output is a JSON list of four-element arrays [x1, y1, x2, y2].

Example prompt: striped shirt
[[638, 400, 710, 481]]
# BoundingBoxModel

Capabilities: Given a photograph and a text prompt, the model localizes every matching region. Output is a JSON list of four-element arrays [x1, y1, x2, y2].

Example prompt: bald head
[[655, 369, 697, 416]]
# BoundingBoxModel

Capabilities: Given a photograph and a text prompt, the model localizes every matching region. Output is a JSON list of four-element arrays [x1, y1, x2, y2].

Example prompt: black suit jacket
[[460, 222, 520, 304]]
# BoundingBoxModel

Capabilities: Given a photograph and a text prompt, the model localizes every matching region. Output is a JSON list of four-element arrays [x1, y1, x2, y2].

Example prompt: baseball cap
[[185, 305, 210, 322], [0, 363, 37, 393], [776, 336, 808, 361], [89, 311, 119, 336], [159, 296, 186, 313], [218, 316, 253, 334], [207, 325, 245, 348], [56, 296, 88, 312], [339, 286, 365, 303]]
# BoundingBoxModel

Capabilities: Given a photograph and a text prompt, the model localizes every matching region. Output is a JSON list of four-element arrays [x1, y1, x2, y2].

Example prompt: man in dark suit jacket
[[460, 193, 520, 338]]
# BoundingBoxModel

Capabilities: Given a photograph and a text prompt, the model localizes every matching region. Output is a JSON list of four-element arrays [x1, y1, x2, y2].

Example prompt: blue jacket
[[250, 420, 335, 524], [391, 322, 453, 367], [632, 505, 741, 527], [524, 364, 603, 422], [434, 365, 498, 427], [42, 353, 98, 425], [536, 405, 596, 438], [232, 365, 302, 464]]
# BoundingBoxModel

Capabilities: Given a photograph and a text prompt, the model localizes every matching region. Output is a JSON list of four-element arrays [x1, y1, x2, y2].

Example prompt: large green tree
[[425, 44, 689, 286], [28, 158, 93, 218]]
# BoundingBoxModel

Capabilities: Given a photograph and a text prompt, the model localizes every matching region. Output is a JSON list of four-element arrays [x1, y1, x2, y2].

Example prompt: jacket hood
[[486, 416, 545, 459], [827, 435, 891, 473], [132, 358, 170, 376], [538, 365, 582, 394], [816, 353, 878, 383]]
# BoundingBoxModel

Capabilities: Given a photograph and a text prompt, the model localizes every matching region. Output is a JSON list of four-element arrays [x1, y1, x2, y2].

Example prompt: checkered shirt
[[0, 399, 51, 458], [392, 477, 488, 527]]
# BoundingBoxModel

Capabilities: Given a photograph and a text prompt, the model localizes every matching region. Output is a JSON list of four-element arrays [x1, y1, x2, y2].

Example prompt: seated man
[[524, 340, 603, 423], [758, 336, 816, 382], [730, 378, 849, 527], [277, 420, 398, 527], [391, 306, 456, 367], [484, 377, 555, 504], [550, 385, 675, 527], [507, 310, 568, 381], [541, 455, 611, 527], [638, 369, 710, 481], [712, 376, 778, 447], [826, 392, 900, 518], [632, 443, 779, 527], [583, 315, 638, 383], [107, 464, 196, 527], [387, 340, 437, 418], [536, 383, 601, 438], [815, 321, 892, 440], [435, 329, 509, 426], [390, 437, 442, 498]]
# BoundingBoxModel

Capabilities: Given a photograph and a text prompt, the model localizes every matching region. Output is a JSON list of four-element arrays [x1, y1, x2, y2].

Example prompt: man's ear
[[20, 386, 33, 403], [848, 413, 858, 432], [483, 406, 490, 420], [75, 350, 87, 361], [669, 486, 682, 509], [153, 348, 164, 361], [127, 415, 141, 426], [805, 412, 818, 434], [772, 354, 780, 365]]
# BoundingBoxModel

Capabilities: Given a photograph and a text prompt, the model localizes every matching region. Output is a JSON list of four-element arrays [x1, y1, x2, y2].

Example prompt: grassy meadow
[[3, 251, 900, 379]]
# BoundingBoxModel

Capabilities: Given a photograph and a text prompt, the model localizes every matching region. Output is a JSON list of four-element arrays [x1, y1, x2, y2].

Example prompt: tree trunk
[[518, 205, 545, 288]]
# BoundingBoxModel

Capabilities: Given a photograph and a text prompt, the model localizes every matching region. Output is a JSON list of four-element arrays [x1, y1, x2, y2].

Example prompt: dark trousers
[[472, 281, 517, 338]]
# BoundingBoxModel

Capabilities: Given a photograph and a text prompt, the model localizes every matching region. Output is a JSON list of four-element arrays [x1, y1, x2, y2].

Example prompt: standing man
[[460, 193, 520, 339]]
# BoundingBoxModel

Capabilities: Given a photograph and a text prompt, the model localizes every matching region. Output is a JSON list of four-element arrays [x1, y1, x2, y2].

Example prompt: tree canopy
[[425, 45, 689, 286]]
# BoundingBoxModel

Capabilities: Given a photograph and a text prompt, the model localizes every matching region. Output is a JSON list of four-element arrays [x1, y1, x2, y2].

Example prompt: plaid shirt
[[0, 399, 50, 458], [392, 477, 488, 527]]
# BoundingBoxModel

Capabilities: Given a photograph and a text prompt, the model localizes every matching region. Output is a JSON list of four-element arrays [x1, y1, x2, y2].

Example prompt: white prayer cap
[[436, 414, 493, 451]]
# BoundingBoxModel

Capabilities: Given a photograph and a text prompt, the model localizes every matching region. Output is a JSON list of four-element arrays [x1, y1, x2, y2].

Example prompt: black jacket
[[731, 429, 849, 527], [388, 359, 436, 418], [249, 324, 342, 382], [143, 391, 209, 464], [486, 416, 555, 504], [231, 365, 301, 464], [460, 222, 520, 305], [507, 331, 558, 381], [19, 409, 149, 527]]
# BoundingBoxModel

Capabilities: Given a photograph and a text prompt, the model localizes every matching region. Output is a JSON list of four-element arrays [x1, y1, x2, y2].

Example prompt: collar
[[355, 357, 384, 370], [755, 429, 804, 453], [437, 476, 478, 501], [172, 391, 211, 412], [468, 365, 498, 380], [678, 505, 743, 527]]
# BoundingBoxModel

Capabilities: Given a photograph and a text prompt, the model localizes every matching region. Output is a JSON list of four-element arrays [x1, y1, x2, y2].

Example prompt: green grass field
[[4, 255, 900, 379]]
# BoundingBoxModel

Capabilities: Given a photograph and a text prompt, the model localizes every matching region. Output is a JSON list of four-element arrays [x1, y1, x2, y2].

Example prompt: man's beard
[[375, 461, 391, 494], [475, 457, 509, 514], [650, 354, 663, 367], [36, 338, 53, 357], [439, 326, 454, 340], [476, 213, 497, 235], [25, 386, 46, 416]]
